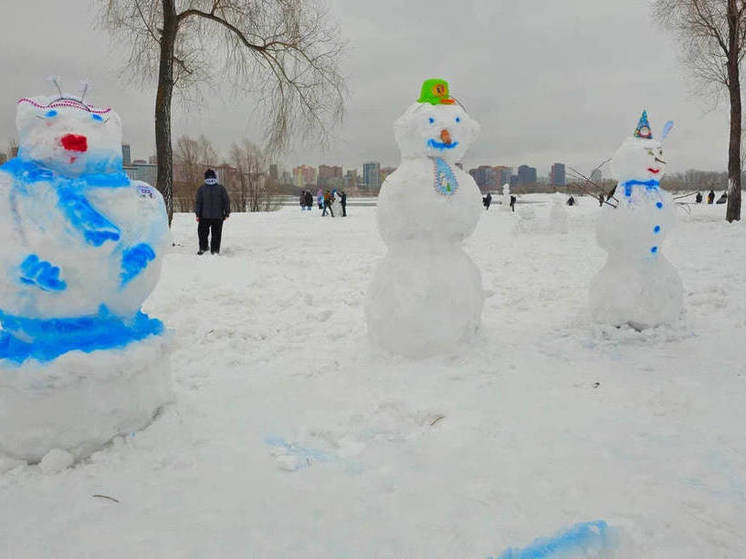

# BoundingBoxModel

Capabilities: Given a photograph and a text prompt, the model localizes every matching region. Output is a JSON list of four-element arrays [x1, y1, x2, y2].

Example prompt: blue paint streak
[[0, 306, 163, 364], [654, 225, 661, 233], [121, 244, 156, 286], [651, 246, 658, 254], [622, 178, 660, 197], [1, 157, 129, 188], [433, 157, 459, 195], [495, 520, 612, 559], [264, 436, 362, 473], [19, 254, 66, 291], [427, 138, 459, 150], [57, 186, 120, 246]]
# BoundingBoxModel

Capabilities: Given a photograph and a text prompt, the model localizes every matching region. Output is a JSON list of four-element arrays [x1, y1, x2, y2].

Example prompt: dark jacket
[[195, 182, 231, 219]]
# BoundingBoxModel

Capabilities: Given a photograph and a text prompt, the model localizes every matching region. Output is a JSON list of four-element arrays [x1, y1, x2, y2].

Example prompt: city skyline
[[0, 1, 735, 179]]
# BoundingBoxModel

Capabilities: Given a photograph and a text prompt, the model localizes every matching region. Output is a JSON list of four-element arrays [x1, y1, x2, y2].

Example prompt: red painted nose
[[440, 129, 452, 145], [60, 134, 88, 152]]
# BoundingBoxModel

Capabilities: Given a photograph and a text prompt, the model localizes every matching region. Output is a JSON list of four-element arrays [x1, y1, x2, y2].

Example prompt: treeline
[[172, 135, 281, 213]]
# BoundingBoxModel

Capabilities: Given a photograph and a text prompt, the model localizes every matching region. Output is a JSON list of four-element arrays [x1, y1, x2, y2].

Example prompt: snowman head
[[15, 91, 123, 177], [611, 111, 668, 185], [394, 79, 479, 163]]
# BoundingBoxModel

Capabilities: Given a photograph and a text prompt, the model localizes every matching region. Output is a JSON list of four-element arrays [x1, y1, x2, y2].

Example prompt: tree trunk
[[155, 0, 178, 226], [726, 0, 742, 222]]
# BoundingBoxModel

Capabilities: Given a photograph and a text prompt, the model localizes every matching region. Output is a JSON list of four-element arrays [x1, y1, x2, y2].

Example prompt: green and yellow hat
[[417, 78, 455, 105]]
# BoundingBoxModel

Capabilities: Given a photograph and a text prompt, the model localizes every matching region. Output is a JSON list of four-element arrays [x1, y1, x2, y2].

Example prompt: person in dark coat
[[567, 196, 576, 206], [509, 195, 516, 212], [195, 169, 231, 255], [695, 192, 703, 204], [340, 190, 348, 217], [299, 191, 306, 211], [322, 190, 334, 217], [304, 190, 314, 210], [483, 192, 492, 210], [716, 191, 728, 204], [707, 190, 715, 204], [598, 193, 605, 207]]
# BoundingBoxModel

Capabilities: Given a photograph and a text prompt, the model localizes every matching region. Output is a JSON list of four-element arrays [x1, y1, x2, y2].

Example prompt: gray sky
[[0, 0, 731, 176]]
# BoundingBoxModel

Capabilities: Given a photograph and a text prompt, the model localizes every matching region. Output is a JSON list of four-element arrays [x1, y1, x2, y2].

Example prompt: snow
[[367, 99, 484, 356], [589, 130, 683, 329], [0, 93, 171, 460], [1, 200, 746, 557]]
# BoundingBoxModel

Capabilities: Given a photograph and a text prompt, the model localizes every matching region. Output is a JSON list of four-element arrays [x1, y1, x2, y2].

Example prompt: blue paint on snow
[[433, 157, 459, 195], [57, 186, 120, 246], [121, 243, 156, 286], [264, 436, 362, 473], [0, 306, 163, 364], [656, 201, 663, 209], [654, 225, 661, 233], [19, 254, 66, 291], [621, 178, 660, 197], [44, 110, 58, 118], [492, 520, 613, 559], [91, 113, 104, 122], [427, 138, 459, 150], [651, 246, 659, 254], [1, 157, 129, 188]]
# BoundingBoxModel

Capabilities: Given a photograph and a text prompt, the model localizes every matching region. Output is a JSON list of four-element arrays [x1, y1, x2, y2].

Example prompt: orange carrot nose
[[440, 129, 452, 145]]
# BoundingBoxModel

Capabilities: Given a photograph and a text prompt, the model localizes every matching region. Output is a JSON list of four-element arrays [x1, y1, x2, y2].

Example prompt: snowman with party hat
[[589, 110, 683, 330], [366, 79, 484, 357]]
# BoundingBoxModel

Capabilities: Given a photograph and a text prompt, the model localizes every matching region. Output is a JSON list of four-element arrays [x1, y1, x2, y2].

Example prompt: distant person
[[195, 169, 230, 255], [717, 191, 728, 204], [483, 192, 492, 210], [322, 190, 334, 217], [708, 190, 715, 204], [340, 190, 348, 217], [509, 195, 516, 212], [299, 190, 306, 211], [695, 192, 703, 204], [304, 190, 314, 210], [317, 189, 323, 210], [598, 193, 604, 207], [567, 195, 575, 206]]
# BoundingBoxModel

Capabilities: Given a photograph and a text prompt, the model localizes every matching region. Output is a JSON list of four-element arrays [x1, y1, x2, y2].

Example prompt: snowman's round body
[[501, 183, 511, 211], [589, 134, 683, 329], [0, 94, 171, 462], [366, 97, 484, 357]]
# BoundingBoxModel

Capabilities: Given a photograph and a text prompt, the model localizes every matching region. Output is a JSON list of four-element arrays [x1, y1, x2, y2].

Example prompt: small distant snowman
[[366, 79, 484, 357], [589, 111, 683, 330]]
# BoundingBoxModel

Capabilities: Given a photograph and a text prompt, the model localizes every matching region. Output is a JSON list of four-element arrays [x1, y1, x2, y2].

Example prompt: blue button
[[654, 225, 661, 233], [656, 202, 663, 209], [651, 246, 658, 254]]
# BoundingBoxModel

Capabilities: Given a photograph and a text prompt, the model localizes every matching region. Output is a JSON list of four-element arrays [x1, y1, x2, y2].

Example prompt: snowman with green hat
[[589, 110, 683, 330], [366, 79, 484, 357]]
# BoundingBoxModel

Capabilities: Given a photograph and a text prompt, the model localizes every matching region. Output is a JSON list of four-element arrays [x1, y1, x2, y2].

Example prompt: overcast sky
[[0, 0, 732, 176]]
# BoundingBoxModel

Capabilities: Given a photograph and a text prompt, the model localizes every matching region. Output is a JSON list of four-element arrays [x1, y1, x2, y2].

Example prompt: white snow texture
[[589, 134, 683, 329], [367, 96, 484, 357], [0, 93, 172, 462]]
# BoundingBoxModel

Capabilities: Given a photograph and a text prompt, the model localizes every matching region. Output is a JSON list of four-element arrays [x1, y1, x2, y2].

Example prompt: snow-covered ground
[[2, 195, 745, 558]]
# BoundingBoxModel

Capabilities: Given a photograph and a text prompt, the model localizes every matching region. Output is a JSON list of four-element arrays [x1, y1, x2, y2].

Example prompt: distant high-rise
[[550, 163, 566, 186], [318, 164, 343, 187], [590, 169, 603, 183], [345, 169, 358, 188], [0, 152, 6, 165], [363, 161, 381, 191], [121, 144, 131, 166], [293, 165, 317, 187], [493, 166, 512, 187], [517, 165, 537, 186]]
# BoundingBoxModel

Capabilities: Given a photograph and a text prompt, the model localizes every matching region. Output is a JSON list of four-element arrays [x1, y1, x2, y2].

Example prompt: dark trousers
[[322, 202, 334, 217], [198, 218, 224, 253], [341, 204, 347, 217]]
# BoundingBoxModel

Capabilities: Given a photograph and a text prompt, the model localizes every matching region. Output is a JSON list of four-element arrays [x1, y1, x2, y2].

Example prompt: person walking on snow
[[340, 190, 348, 217], [317, 189, 324, 210], [195, 168, 231, 255], [322, 190, 335, 217]]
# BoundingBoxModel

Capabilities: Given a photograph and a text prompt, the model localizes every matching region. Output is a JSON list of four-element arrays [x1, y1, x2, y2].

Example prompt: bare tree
[[229, 140, 278, 211], [654, 0, 746, 222], [101, 0, 346, 225], [173, 134, 219, 211]]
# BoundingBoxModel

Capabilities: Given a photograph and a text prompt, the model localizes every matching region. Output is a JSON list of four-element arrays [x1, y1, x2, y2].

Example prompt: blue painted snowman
[[0, 90, 170, 363], [589, 111, 683, 330]]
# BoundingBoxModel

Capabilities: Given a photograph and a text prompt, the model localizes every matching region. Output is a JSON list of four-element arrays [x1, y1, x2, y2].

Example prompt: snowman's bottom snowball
[[589, 255, 683, 330], [0, 335, 172, 463], [366, 246, 484, 357]]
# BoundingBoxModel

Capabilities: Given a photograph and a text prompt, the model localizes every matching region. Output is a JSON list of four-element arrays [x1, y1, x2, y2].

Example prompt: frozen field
[[2, 195, 745, 558]]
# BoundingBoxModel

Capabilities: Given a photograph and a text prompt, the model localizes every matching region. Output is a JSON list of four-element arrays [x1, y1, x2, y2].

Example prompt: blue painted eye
[[428, 117, 435, 124], [455, 117, 461, 123], [650, 246, 658, 254], [91, 114, 104, 122], [653, 225, 661, 233], [44, 110, 58, 118], [656, 202, 663, 209]]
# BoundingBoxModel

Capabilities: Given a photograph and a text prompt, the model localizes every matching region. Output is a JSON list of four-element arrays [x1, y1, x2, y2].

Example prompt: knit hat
[[204, 169, 217, 179]]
